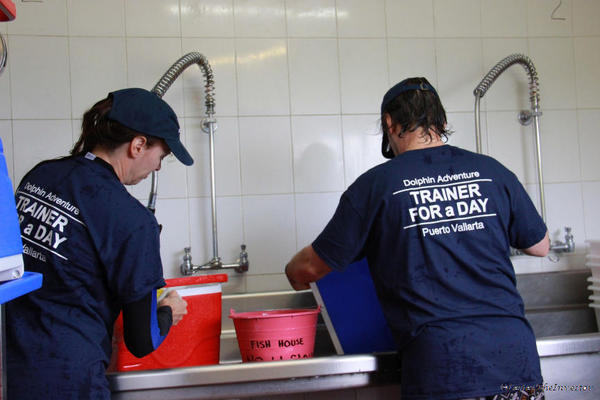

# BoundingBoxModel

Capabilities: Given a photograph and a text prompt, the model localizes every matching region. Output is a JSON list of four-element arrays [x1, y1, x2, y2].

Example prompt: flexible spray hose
[[473, 53, 540, 106], [147, 52, 216, 213], [151, 52, 215, 117], [473, 53, 546, 222]]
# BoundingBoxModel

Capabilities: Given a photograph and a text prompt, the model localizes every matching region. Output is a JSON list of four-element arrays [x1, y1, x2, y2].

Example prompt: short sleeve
[[107, 219, 165, 304], [312, 192, 371, 271], [506, 176, 547, 250]]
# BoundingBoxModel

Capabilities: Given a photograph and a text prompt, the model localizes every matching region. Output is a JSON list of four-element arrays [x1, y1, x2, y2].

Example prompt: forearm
[[285, 245, 332, 290], [122, 290, 172, 358]]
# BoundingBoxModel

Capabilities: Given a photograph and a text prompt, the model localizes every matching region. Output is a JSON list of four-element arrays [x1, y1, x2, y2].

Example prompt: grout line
[[282, 0, 301, 252]]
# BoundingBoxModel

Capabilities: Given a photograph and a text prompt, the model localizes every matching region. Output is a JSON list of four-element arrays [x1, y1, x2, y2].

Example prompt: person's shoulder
[[448, 145, 510, 168], [448, 145, 520, 185], [352, 159, 394, 185]]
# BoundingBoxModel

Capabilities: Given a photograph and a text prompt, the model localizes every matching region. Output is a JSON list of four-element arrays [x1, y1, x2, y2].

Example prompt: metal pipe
[[148, 53, 249, 274], [473, 54, 546, 221], [474, 95, 482, 153], [532, 108, 546, 222], [206, 119, 219, 261]]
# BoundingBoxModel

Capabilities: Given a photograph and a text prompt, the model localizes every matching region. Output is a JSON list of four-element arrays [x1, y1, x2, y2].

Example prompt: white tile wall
[[385, 0, 434, 38], [67, 0, 125, 37], [180, 0, 234, 38], [538, 110, 580, 183], [446, 112, 479, 154], [341, 115, 385, 186], [288, 39, 340, 115], [544, 182, 586, 249], [574, 37, 600, 108], [125, 0, 181, 37], [582, 182, 600, 240], [573, 0, 600, 36], [2, 0, 599, 288], [233, 0, 286, 38], [481, 0, 528, 37], [235, 38, 289, 116], [387, 39, 437, 88], [578, 109, 600, 181], [528, 38, 577, 110], [9, 36, 71, 119], [435, 38, 483, 112], [242, 194, 296, 275], [433, 0, 481, 38], [0, 120, 13, 182], [291, 115, 344, 193], [338, 39, 388, 114], [7, 0, 67, 36], [336, 0, 386, 38], [239, 116, 293, 195], [0, 64, 11, 119], [486, 111, 537, 184], [294, 192, 341, 247], [285, 0, 336, 38], [69, 37, 127, 118], [527, 0, 573, 37], [12, 120, 73, 181]]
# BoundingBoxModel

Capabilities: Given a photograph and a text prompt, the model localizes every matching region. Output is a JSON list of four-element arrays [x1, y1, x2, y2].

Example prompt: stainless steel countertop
[[108, 332, 600, 399]]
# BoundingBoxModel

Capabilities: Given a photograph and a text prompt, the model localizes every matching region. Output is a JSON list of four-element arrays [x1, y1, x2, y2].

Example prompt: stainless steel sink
[[109, 269, 600, 399], [219, 269, 599, 363]]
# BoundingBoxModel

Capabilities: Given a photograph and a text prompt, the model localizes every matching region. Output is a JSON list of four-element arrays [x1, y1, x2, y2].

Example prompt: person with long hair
[[6, 88, 190, 399], [286, 78, 549, 400]]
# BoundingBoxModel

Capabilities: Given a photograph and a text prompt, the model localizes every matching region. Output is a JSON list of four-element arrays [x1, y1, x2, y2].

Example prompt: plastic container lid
[[0, 271, 42, 304]]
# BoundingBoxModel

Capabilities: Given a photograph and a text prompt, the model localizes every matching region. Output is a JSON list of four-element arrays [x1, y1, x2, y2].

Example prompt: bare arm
[[520, 231, 550, 257], [285, 245, 332, 291]]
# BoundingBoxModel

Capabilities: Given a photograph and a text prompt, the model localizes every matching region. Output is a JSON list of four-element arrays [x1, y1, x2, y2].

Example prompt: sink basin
[[109, 270, 600, 400], [218, 269, 599, 363]]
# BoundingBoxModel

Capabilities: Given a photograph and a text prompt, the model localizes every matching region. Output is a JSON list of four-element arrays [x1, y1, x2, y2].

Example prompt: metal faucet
[[181, 245, 249, 275], [550, 227, 575, 253]]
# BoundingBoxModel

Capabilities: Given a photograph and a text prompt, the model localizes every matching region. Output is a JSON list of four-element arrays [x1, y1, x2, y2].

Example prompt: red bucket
[[229, 306, 320, 362], [109, 274, 227, 371]]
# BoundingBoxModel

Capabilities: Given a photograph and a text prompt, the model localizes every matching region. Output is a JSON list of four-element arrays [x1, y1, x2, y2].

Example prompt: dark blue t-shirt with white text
[[313, 145, 547, 400], [6, 154, 165, 400]]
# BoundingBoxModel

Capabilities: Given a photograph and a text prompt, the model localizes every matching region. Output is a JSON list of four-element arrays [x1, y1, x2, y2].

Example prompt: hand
[[285, 263, 310, 291], [158, 290, 188, 326]]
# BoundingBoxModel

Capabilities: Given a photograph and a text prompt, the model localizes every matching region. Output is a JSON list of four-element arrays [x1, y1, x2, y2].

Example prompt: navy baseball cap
[[380, 78, 439, 115], [108, 88, 194, 166]]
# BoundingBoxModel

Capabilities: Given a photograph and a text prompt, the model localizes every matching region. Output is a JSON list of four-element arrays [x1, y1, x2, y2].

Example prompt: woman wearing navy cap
[[286, 77, 549, 400], [6, 88, 190, 399]]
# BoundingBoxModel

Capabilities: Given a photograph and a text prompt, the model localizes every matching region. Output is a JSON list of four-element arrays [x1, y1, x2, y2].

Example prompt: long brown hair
[[71, 95, 160, 157], [380, 77, 452, 143]]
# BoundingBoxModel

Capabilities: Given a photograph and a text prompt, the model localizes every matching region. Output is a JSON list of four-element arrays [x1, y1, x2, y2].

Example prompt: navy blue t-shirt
[[313, 145, 547, 400], [6, 154, 165, 399]]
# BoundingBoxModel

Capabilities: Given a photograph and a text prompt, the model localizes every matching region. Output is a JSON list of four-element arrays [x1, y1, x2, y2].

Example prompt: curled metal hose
[[472, 53, 546, 222], [147, 52, 215, 213], [473, 53, 540, 108], [151, 52, 215, 117]]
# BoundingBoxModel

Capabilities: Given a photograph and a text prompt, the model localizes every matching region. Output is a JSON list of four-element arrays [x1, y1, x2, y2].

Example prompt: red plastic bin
[[109, 274, 228, 371]]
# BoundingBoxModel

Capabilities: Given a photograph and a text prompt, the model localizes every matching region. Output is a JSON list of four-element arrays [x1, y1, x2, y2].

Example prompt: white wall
[[1, 0, 598, 293]]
